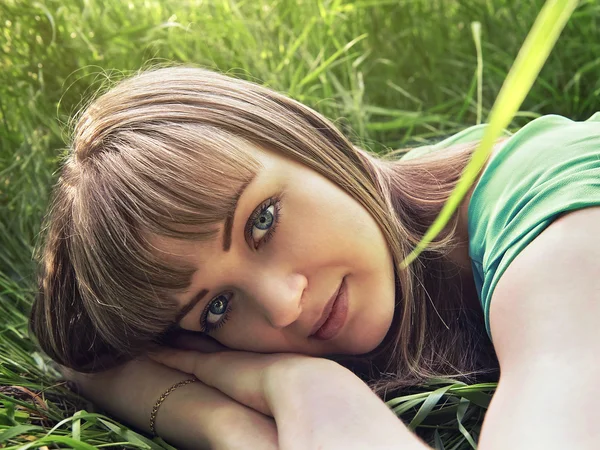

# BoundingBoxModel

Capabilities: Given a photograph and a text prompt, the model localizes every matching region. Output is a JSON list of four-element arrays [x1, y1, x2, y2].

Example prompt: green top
[[403, 113, 600, 339]]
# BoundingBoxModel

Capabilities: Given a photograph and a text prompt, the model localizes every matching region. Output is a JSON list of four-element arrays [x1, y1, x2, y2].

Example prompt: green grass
[[0, 0, 598, 448]]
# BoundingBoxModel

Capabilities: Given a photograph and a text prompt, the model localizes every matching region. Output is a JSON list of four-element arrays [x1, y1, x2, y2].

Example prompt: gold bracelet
[[150, 378, 197, 436]]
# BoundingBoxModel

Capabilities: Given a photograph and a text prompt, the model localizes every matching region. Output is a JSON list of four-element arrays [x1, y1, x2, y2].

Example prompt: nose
[[247, 271, 307, 329]]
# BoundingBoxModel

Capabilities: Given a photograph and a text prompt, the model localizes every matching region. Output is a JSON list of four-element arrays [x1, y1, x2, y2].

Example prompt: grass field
[[1, 0, 598, 448]]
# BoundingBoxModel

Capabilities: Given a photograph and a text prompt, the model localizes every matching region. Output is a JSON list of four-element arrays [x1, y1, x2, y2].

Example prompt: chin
[[337, 328, 390, 356], [346, 314, 395, 355], [351, 337, 386, 355]]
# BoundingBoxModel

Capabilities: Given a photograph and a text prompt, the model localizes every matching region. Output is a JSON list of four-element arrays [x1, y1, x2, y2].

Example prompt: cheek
[[287, 179, 382, 257]]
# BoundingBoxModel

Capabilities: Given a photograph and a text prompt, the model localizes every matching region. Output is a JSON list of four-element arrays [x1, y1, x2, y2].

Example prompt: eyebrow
[[174, 289, 208, 323], [176, 173, 257, 324]]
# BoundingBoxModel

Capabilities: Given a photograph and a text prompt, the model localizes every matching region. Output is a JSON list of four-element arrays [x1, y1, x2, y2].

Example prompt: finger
[[149, 349, 274, 416]]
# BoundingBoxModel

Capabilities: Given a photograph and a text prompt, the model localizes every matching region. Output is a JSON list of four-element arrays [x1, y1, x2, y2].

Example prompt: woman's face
[[157, 143, 396, 356]]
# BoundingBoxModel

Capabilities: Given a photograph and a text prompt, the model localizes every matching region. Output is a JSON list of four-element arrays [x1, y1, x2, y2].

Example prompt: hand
[[149, 348, 319, 417], [149, 349, 428, 450], [64, 357, 279, 450]]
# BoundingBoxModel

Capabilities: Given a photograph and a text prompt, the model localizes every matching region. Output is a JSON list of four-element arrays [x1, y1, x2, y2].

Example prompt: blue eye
[[254, 207, 274, 230], [202, 293, 232, 331], [252, 205, 275, 241], [245, 197, 281, 249]]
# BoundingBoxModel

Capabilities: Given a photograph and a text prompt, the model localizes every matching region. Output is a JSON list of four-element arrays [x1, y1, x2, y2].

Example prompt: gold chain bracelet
[[150, 378, 197, 436]]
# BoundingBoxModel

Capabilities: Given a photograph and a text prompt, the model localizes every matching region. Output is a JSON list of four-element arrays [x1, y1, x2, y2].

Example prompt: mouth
[[309, 277, 349, 341]]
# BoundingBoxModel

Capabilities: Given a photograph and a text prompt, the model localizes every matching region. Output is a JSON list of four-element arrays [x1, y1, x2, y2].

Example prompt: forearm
[[266, 359, 430, 450], [67, 357, 278, 450]]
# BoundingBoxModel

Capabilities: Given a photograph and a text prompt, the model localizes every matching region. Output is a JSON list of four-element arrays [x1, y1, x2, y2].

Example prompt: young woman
[[30, 66, 600, 449]]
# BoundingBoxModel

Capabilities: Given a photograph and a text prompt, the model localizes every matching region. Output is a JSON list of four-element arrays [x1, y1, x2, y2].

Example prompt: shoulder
[[466, 117, 600, 333], [478, 205, 600, 450], [489, 206, 600, 368]]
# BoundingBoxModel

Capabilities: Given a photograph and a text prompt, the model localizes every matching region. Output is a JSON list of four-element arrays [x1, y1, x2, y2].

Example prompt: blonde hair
[[30, 67, 497, 391]]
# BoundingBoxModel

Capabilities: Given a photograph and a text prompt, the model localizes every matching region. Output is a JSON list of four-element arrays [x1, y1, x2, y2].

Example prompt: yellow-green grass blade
[[401, 0, 579, 268]]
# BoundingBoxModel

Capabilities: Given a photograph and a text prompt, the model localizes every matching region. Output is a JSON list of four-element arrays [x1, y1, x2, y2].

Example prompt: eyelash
[[201, 195, 283, 333], [200, 293, 233, 333], [244, 195, 283, 250]]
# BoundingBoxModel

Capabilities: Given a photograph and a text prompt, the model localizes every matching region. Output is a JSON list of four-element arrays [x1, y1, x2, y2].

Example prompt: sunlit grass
[[0, 0, 597, 447]]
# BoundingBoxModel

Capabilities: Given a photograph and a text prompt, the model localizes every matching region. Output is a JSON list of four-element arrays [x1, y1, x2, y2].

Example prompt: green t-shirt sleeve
[[467, 113, 600, 339]]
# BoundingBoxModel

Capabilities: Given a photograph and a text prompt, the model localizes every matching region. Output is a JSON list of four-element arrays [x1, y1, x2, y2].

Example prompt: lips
[[309, 277, 348, 341]]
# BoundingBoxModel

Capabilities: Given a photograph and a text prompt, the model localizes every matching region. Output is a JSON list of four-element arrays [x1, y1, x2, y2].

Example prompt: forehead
[[242, 142, 292, 170]]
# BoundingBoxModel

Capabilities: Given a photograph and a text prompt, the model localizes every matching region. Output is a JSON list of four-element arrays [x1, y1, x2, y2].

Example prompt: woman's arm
[[151, 351, 430, 450], [67, 357, 278, 450], [266, 358, 430, 450], [479, 207, 600, 449]]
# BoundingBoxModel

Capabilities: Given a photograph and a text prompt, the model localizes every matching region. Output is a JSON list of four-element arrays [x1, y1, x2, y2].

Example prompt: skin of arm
[[264, 358, 430, 450], [66, 357, 278, 450], [151, 350, 430, 450], [478, 206, 600, 449]]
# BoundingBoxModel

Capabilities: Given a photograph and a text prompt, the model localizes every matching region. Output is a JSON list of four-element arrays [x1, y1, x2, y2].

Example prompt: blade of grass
[[297, 33, 368, 88], [456, 397, 477, 449], [275, 18, 317, 73], [0, 424, 43, 443], [471, 21, 483, 125], [19, 435, 98, 450], [401, 0, 579, 268], [408, 384, 456, 430]]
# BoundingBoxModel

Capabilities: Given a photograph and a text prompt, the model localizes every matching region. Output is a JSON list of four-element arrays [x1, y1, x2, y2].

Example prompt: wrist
[[150, 378, 197, 436], [155, 376, 278, 450]]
